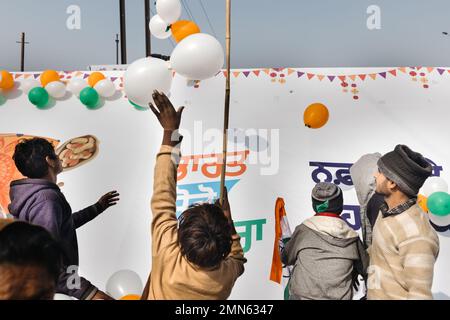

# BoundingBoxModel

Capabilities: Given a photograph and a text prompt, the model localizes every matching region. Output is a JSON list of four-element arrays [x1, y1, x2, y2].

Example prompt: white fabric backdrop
[[0, 67, 449, 299]]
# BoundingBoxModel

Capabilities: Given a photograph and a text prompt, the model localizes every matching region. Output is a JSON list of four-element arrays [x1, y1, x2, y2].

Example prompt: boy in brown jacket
[[142, 91, 246, 299]]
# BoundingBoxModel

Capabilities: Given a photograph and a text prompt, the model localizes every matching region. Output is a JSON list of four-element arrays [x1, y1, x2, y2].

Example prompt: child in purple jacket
[[9, 138, 119, 300]]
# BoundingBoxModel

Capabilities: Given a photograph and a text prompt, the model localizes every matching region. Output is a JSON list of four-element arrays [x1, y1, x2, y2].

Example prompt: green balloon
[[427, 192, 450, 216], [80, 87, 99, 109], [129, 99, 148, 111], [0, 94, 6, 105], [28, 87, 49, 109]]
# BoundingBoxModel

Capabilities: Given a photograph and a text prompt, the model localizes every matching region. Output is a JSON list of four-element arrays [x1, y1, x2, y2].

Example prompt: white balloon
[[106, 270, 143, 300], [170, 33, 224, 81], [428, 211, 450, 227], [67, 78, 88, 97], [421, 177, 449, 197], [45, 81, 66, 99], [124, 57, 173, 107], [149, 15, 172, 39], [94, 79, 116, 98], [21, 78, 41, 94], [54, 293, 75, 300], [156, 0, 181, 24]]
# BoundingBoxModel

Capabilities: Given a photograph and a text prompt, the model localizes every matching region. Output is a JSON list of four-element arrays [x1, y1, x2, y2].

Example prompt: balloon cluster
[[23, 70, 66, 109], [0, 70, 16, 105], [125, 0, 224, 108], [67, 72, 116, 109], [418, 177, 450, 228]]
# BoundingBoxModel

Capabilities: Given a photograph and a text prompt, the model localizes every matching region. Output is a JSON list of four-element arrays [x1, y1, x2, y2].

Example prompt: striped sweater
[[367, 204, 439, 300]]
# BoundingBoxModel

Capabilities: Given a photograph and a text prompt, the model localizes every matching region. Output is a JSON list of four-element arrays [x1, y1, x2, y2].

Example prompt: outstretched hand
[[149, 90, 184, 147], [96, 191, 120, 214], [149, 90, 184, 131]]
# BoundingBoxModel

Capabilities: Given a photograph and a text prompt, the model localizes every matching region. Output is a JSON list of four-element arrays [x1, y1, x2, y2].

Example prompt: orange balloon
[[417, 194, 429, 212], [120, 294, 141, 300], [88, 72, 106, 87], [303, 103, 329, 129], [0, 70, 15, 90], [40, 70, 60, 87], [171, 20, 200, 43]]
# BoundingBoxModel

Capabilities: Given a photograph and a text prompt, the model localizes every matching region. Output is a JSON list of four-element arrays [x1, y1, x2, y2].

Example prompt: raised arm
[[148, 91, 184, 253]]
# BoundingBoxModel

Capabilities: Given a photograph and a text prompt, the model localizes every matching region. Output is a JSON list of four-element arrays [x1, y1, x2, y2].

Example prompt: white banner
[[0, 67, 449, 299]]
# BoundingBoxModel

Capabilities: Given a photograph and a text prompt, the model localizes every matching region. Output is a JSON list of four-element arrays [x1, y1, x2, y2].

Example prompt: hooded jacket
[[8, 178, 99, 300], [281, 215, 369, 300], [349, 153, 384, 248]]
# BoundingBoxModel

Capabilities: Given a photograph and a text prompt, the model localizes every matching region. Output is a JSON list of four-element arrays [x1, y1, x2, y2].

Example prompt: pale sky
[[1, 0, 450, 71]]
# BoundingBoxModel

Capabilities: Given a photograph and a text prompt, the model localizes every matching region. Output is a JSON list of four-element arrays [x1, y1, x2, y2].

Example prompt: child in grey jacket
[[281, 182, 369, 300]]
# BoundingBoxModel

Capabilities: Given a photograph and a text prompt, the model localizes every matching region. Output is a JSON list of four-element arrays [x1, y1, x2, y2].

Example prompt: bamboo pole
[[219, 0, 231, 205]]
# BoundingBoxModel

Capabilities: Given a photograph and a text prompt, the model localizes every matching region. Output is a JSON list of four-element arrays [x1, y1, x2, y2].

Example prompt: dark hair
[[0, 221, 63, 282], [178, 203, 232, 269], [12, 138, 58, 178]]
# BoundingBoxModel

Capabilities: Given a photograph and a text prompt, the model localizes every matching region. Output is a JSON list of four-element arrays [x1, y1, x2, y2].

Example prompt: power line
[[180, 0, 195, 22], [198, 0, 217, 38]]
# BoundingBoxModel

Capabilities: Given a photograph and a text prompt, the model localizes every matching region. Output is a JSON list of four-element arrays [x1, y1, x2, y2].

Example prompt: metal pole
[[219, 0, 231, 205], [145, 0, 151, 56], [119, 0, 127, 64], [115, 34, 119, 64], [16, 32, 29, 72]]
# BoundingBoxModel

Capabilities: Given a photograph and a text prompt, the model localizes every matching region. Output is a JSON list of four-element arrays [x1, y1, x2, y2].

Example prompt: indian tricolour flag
[[270, 197, 293, 300]]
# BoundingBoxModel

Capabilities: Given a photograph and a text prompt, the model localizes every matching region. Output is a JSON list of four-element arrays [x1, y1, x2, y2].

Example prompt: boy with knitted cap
[[368, 144, 439, 300], [281, 182, 369, 300]]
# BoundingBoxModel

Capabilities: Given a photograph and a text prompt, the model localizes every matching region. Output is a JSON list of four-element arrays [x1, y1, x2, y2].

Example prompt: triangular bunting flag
[[111, 77, 118, 82], [83, 73, 89, 79], [427, 67, 435, 73], [398, 67, 407, 73], [222, 71, 228, 77], [338, 76, 346, 82], [297, 72, 304, 78], [358, 74, 366, 81], [24, 74, 31, 79], [317, 75, 325, 81], [263, 69, 271, 75], [75, 71, 82, 77], [233, 71, 240, 78], [307, 73, 315, 80], [379, 72, 387, 79], [388, 70, 397, 77], [34, 73, 40, 79], [253, 70, 260, 76], [349, 75, 356, 81], [437, 68, 445, 75], [327, 76, 336, 82], [287, 69, 295, 76], [369, 74, 377, 80], [14, 74, 22, 79], [273, 68, 285, 72], [243, 71, 250, 77]]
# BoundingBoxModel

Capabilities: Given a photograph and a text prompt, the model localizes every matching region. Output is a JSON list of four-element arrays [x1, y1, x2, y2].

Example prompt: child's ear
[[45, 155, 56, 168]]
